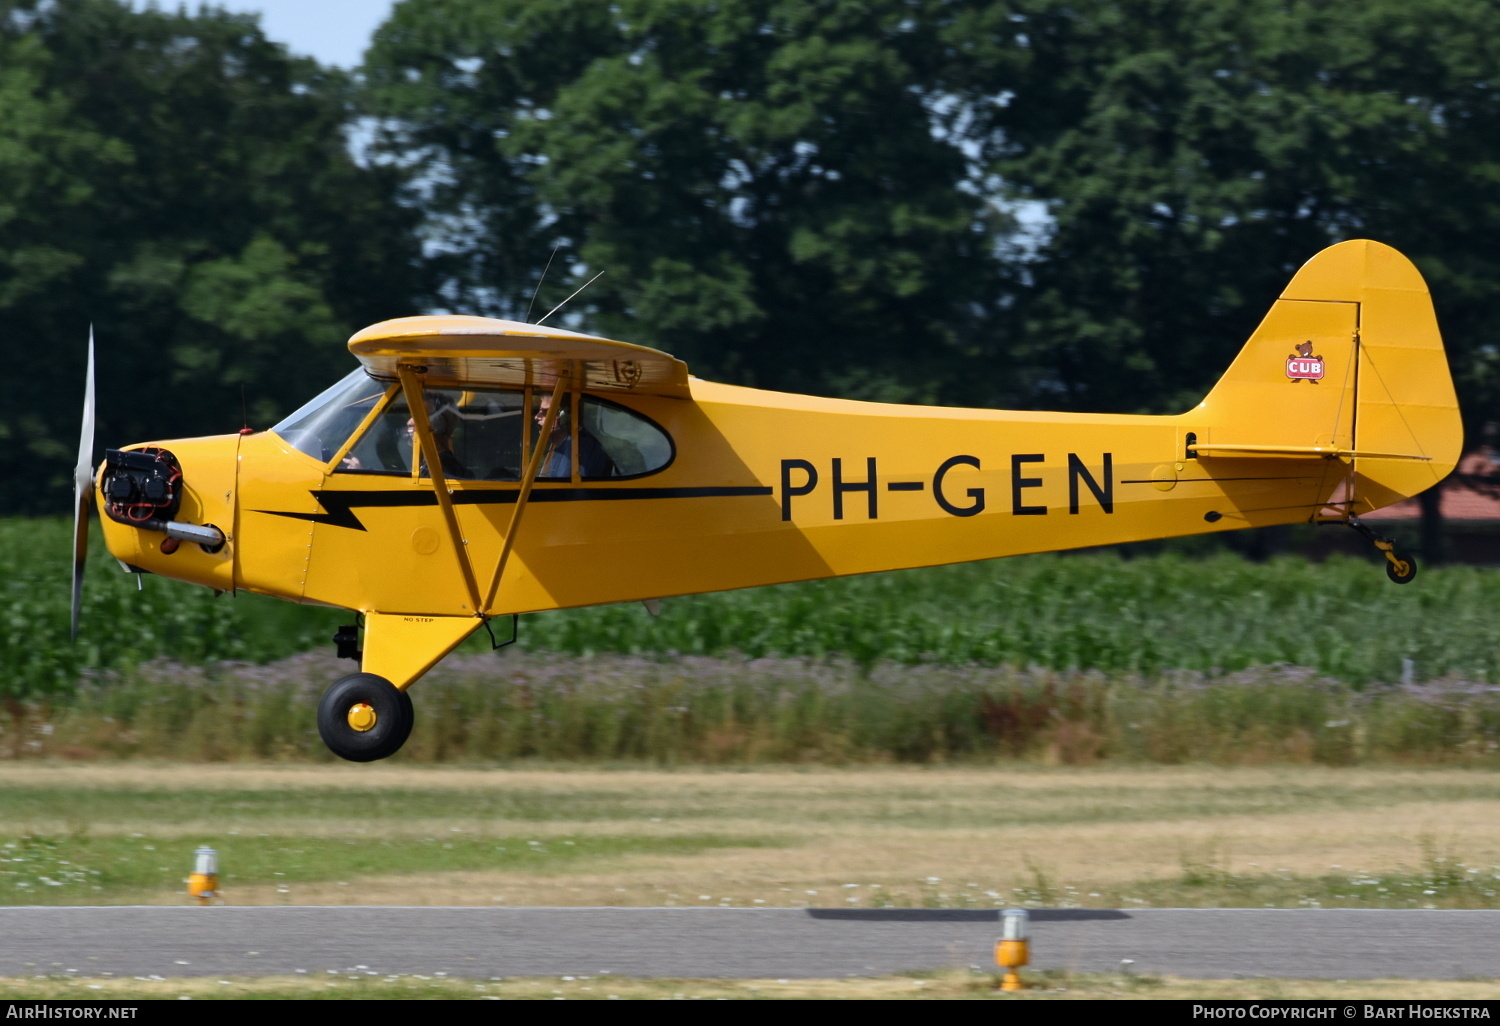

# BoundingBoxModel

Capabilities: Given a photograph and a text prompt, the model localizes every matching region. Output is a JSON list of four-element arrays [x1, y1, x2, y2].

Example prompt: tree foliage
[[3, 0, 1500, 521], [0, 0, 425, 512], [968, 0, 1500, 426], [363, 0, 1006, 401], [365, 0, 1500, 432]]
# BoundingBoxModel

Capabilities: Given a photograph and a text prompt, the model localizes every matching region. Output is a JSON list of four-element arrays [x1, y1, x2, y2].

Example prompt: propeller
[[71, 327, 95, 641]]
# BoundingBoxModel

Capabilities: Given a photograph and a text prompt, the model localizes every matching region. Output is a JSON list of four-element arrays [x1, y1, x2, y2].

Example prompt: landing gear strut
[[317, 673, 414, 762], [1345, 514, 1418, 584]]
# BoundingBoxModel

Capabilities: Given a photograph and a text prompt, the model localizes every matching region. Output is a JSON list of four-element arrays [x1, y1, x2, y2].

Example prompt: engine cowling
[[100, 447, 225, 553]]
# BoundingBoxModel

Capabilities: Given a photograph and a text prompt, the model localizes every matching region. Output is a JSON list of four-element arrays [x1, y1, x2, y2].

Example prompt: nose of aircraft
[[96, 433, 240, 593]]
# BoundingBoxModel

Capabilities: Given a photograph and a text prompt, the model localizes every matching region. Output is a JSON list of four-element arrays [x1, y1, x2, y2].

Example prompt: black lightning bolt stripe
[[254, 485, 775, 531]]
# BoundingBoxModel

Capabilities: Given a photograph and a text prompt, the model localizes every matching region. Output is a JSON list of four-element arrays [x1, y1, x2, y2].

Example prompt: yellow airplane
[[72, 239, 1461, 761]]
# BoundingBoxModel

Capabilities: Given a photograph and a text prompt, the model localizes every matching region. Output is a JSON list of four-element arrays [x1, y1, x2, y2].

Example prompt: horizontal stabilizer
[[1194, 443, 1431, 462]]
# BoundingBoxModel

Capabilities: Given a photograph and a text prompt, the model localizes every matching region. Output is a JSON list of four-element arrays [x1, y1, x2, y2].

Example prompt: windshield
[[270, 369, 388, 463]]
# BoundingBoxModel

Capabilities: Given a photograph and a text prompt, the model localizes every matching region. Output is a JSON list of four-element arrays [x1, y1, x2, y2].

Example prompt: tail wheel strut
[[1345, 515, 1418, 585]]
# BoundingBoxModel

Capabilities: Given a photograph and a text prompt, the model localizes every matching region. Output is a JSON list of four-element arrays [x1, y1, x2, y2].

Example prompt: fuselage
[[99, 375, 1353, 619]]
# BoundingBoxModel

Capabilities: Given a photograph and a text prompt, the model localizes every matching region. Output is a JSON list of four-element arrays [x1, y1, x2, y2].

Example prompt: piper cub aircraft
[[72, 239, 1461, 761]]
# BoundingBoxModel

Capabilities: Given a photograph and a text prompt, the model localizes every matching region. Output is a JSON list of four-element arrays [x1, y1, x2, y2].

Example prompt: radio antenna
[[525, 245, 560, 324], [535, 269, 605, 326]]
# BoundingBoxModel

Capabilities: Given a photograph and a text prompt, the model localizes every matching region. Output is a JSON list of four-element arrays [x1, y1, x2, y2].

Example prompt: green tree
[[956, 0, 1500, 556], [362, 0, 1006, 401], [0, 0, 427, 512], [963, 0, 1500, 424]]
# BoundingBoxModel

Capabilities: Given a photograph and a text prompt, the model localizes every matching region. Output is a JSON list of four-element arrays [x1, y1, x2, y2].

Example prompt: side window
[[579, 396, 673, 479], [339, 392, 414, 474], [334, 386, 670, 482], [338, 387, 527, 480], [340, 390, 528, 480], [433, 389, 526, 481]]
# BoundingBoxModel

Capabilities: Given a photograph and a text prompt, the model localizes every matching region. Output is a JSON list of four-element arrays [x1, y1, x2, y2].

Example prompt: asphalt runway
[[1, 907, 1496, 980]]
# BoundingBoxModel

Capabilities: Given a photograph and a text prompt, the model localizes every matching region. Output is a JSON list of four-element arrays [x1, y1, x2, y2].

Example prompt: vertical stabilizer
[[1194, 240, 1460, 514]]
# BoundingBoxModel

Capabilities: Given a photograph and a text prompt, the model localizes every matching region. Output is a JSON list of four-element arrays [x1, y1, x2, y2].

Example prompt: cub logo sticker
[[1287, 340, 1324, 383], [612, 359, 643, 388]]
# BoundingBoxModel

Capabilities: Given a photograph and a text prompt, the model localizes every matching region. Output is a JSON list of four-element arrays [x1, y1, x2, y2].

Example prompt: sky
[[129, 1, 398, 68]]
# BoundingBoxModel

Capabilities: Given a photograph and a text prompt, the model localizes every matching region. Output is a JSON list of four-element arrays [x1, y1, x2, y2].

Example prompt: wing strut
[[397, 364, 483, 614], [482, 375, 567, 614]]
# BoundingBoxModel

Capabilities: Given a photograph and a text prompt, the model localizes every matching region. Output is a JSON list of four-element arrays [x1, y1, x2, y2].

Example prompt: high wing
[[348, 315, 692, 399]]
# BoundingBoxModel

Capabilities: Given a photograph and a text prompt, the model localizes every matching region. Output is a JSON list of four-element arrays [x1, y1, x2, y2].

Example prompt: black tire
[[317, 673, 414, 762], [1386, 553, 1418, 585]]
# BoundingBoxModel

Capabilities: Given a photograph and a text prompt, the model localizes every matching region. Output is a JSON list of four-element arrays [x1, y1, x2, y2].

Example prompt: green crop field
[[16, 517, 1500, 683], [9, 517, 1500, 765]]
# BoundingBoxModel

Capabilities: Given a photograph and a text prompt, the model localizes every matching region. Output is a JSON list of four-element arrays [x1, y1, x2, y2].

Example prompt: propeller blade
[[71, 327, 95, 642]]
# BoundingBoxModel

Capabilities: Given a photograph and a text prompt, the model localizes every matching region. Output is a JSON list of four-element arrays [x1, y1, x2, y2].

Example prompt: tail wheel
[[317, 673, 414, 762], [1386, 553, 1418, 585]]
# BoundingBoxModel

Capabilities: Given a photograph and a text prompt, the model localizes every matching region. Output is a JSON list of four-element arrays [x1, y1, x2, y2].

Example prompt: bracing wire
[[535, 270, 606, 326], [526, 245, 560, 324]]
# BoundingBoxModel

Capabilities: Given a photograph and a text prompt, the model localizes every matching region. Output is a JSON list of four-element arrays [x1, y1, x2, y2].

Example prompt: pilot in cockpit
[[338, 395, 471, 477], [536, 393, 615, 479], [412, 402, 472, 478]]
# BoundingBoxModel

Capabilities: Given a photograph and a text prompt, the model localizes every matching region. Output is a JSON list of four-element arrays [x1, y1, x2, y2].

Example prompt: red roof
[[1363, 449, 1500, 521]]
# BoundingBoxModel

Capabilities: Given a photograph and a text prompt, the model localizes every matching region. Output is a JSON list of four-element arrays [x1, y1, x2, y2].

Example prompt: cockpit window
[[327, 383, 674, 481], [339, 391, 413, 474], [578, 396, 673, 479], [336, 386, 528, 480], [419, 388, 527, 480], [534, 394, 674, 480], [270, 369, 386, 464]]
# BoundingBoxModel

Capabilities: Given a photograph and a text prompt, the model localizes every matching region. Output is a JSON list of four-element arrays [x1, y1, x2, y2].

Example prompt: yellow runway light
[[996, 908, 1029, 991], [188, 845, 218, 905]]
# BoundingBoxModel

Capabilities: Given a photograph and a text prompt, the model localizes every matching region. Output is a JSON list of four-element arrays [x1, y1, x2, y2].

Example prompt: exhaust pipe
[[149, 519, 226, 551]]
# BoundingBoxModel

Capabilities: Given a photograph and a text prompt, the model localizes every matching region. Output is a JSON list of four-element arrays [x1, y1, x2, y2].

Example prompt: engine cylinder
[[101, 447, 183, 526]]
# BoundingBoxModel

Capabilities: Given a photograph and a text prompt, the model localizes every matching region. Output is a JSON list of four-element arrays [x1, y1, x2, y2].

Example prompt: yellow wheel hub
[[347, 702, 377, 732]]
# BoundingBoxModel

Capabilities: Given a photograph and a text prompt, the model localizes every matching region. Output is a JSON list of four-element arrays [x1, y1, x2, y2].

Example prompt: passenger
[[407, 402, 472, 479], [536, 393, 615, 478]]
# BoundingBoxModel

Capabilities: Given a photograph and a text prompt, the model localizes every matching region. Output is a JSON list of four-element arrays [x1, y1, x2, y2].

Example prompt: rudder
[[1193, 240, 1460, 515]]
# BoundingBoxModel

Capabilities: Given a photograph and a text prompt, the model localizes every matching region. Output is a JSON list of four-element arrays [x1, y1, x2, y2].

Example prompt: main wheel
[[1386, 552, 1418, 585], [317, 673, 414, 762]]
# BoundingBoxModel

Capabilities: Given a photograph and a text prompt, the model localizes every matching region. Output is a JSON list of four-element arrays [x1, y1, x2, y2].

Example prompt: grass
[[3, 969, 1499, 1000], [19, 650, 1500, 765], [0, 830, 762, 905], [1, 764, 1497, 911]]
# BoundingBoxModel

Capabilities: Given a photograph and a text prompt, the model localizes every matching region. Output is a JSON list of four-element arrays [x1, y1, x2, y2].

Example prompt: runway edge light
[[188, 845, 218, 905], [995, 908, 1029, 991]]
